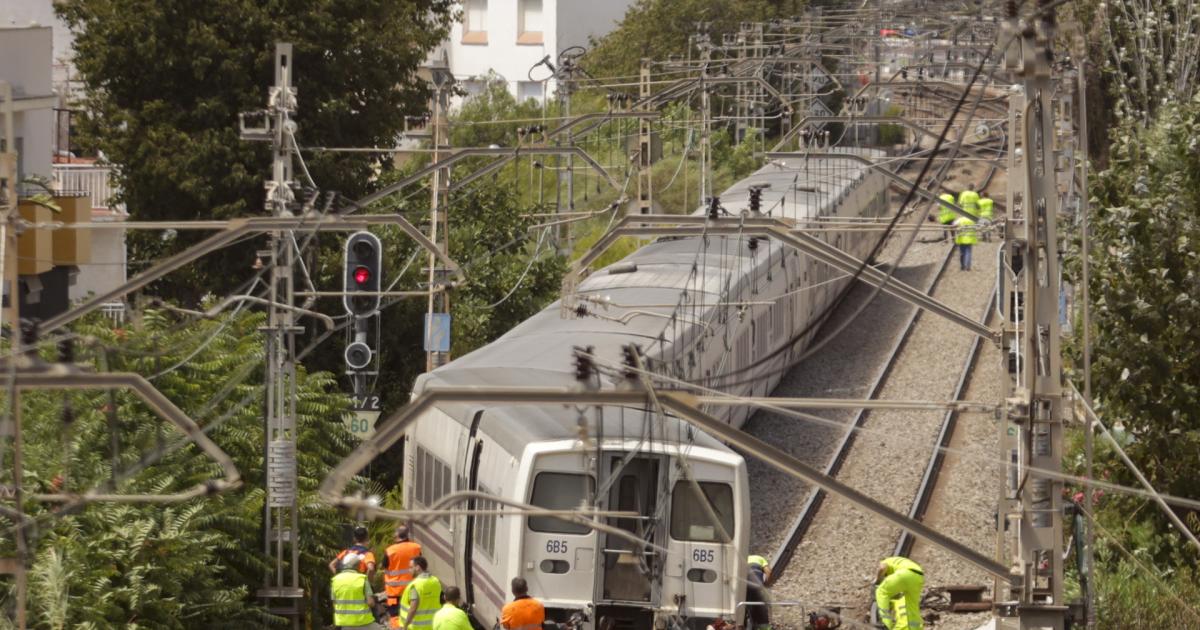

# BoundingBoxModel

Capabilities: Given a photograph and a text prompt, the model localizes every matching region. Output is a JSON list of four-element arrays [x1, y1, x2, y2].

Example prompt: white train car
[[404, 150, 887, 630]]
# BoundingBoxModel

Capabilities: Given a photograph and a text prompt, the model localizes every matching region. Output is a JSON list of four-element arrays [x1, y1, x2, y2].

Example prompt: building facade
[[444, 0, 635, 103], [1, 17, 128, 317]]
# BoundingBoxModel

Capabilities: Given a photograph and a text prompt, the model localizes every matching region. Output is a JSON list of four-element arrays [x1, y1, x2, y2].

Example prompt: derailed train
[[403, 150, 888, 630]]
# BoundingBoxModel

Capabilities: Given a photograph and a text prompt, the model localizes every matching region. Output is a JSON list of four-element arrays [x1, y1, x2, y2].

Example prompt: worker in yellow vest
[[875, 556, 925, 630], [953, 214, 977, 271], [977, 197, 995, 241], [936, 193, 956, 241], [399, 556, 442, 630], [957, 189, 980, 218], [746, 555, 772, 630], [332, 553, 377, 629], [432, 586, 473, 630]]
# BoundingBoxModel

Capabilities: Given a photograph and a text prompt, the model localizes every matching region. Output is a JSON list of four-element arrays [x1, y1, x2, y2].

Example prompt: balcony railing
[[52, 164, 123, 213]]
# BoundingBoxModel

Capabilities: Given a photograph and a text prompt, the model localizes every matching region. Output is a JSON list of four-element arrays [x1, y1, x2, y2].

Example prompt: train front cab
[[520, 441, 750, 630]]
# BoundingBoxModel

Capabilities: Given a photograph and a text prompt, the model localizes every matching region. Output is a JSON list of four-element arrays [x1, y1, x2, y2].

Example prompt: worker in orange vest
[[384, 526, 422, 629], [330, 526, 377, 584], [500, 578, 545, 630]]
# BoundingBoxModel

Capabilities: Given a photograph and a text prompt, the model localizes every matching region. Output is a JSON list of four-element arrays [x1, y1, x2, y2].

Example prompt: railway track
[[893, 287, 996, 560], [747, 139, 1002, 625], [766, 236, 956, 581]]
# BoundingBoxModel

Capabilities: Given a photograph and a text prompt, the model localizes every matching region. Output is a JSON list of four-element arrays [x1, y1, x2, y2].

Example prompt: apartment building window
[[463, 0, 488, 45], [517, 0, 543, 45], [518, 81, 543, 104]]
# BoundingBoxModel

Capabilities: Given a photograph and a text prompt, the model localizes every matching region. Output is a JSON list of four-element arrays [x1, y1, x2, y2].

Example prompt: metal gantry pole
[[254, 43, 304, 628], [699, 37, 712, 205], [997, 9, 1069, 629], [426, 81, 451, 371], [636, 58, 654, 217], [0, 79, 28, 630], [1076, 58, 1097, 630]]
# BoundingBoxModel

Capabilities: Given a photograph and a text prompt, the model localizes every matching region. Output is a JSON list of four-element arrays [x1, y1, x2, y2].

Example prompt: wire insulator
[[621, 343, 641, 380], [573, 345, 596, 383], [57, 338, 74, 363], [20, 318, 39, 349]]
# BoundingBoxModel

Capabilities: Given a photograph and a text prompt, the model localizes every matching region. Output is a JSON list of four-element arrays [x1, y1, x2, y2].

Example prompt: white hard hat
[[341, 553, 364, 571]]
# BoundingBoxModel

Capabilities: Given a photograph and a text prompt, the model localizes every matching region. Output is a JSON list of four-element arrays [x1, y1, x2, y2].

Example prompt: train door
[[522, 462, 597, 610], [596, 454, 665, 624], [456, 411, 484, 600]]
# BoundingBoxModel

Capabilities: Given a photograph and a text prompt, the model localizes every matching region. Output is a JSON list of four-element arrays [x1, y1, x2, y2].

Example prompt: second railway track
[[743, 151, 1003, 625]]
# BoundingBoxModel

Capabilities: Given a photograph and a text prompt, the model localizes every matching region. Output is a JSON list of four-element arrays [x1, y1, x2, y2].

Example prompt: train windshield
[[669, 481, 735, 543], [528, 472, 595, 535]]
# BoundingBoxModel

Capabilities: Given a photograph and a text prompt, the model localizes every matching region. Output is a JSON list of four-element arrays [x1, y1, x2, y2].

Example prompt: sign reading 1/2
[[344, 395, 381, 440]]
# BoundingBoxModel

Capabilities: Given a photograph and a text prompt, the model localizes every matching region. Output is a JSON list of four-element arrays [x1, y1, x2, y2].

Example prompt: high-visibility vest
[[500, 596, 546, 630], [957, 190, 980, 217], [747, 554, 769, 568], [332, 571, 374, 627], [937, 194, 957, 224], [385, 541, 423, 599], [978, 197, 994, 221], [399, 573, 442, 629], [432, 603, 474, 630], [881, 556, 924, 577], [953, 216, 977, 246], [336, 544, 376, 574]]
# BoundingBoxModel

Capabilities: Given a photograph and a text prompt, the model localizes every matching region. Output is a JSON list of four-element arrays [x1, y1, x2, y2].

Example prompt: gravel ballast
[[751, 232, 1000, 628]]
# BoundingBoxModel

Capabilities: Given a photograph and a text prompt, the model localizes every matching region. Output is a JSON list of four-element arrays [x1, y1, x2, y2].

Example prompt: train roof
[[413, 150, 882, 454]]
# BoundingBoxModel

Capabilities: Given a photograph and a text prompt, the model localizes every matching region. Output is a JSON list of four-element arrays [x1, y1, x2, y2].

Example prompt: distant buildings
[[439, 0, 636, 104], [1, 10, 127, 320]]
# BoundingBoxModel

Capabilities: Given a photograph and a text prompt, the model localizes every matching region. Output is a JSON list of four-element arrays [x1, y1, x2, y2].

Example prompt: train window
[[669, 481, 735, 543], [474, 485, 498, 558], [529, 472, 595, 535], [413, 445, 453, 516]]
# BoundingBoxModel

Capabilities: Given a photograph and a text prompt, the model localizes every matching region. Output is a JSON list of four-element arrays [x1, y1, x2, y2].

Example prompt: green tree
[[582, 0, 806, 80], [0, 310, 366, 627], [325, 171, 565, 418], [1078, 96, 1200, 537], [57, 0, 455, 301]]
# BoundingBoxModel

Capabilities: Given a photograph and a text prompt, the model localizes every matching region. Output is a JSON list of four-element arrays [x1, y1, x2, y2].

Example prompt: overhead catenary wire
[[583, 351, 1200, 515], [698, 43, 999, 390]]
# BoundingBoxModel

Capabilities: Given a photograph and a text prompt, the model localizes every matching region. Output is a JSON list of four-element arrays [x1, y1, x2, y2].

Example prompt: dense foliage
[[1065, 5, 1200, 619], [57, 0, 455, 301], [0, 311, 362, 628], [582, 0, 808, 79]]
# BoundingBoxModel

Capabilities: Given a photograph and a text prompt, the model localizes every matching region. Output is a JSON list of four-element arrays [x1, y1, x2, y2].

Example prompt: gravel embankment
[[908, 311, 1005, 630], [761, 235, 999, 629], [742, 230, 949, 555]]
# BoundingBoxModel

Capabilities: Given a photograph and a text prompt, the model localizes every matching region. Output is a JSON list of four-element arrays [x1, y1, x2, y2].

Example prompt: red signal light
[[354, 266, 371, 285]]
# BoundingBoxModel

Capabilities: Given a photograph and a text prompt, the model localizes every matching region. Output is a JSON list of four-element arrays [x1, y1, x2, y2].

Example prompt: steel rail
[[776, 116, 1006, 167], [894, 287, 997, 558], [695, 395, 996, 413], [768, 237, 955, 584]]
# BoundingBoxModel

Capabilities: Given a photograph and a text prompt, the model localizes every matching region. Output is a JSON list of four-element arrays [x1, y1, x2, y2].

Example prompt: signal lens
[[354, 266, 371, 285]]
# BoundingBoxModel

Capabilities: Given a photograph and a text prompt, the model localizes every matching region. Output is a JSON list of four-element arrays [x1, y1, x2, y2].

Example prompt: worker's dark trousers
[[958, 244, 972, 270]]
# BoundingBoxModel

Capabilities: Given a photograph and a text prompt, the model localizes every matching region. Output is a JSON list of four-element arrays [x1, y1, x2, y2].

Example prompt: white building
[[1, 11, 128, 314], [444, 0, 636, 103]]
